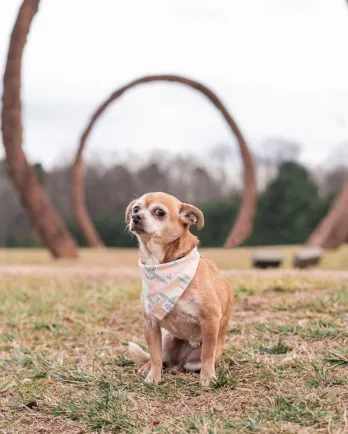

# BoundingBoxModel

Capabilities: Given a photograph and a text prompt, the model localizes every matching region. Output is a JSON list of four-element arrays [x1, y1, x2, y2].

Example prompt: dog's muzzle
[[131, 213, 145, 233]]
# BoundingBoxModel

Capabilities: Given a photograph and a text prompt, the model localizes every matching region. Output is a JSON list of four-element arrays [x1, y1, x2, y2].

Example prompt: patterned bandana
[[138, 247, 200, 320]]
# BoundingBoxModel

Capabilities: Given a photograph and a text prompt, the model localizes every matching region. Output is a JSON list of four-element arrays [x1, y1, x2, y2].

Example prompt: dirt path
[[222, 268, 348, 280], [0, 265, 140, 282], [1, 265, 348, 281]]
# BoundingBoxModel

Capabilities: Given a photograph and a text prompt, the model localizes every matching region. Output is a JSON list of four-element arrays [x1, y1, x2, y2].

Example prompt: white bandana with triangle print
[[138, 247, 200, 320]]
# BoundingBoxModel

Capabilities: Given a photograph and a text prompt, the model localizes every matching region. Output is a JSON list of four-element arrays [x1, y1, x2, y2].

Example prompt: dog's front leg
[[200, 319, 219, 386], [144, 317, 162, 384]]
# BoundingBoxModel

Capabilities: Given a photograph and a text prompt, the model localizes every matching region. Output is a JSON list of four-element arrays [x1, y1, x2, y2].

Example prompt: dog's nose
[[132, 214, 142, 223]]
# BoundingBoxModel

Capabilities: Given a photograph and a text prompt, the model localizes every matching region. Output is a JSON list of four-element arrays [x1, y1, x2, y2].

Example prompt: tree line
[[2, 146, 347, 248]]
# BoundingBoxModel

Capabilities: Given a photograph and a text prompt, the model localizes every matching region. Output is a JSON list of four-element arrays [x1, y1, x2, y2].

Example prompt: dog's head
[[125, 192, 204, 244]]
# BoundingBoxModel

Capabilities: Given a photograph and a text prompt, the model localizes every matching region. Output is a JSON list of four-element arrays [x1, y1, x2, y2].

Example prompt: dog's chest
[[142, 291, 202, 342]]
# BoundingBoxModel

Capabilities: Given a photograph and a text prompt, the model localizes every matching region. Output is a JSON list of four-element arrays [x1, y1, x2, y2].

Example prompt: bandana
[[138, 247, 200, 320]]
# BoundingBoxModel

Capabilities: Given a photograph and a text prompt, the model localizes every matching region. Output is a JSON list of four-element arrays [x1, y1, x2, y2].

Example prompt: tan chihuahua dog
[[126, 192, 233, 386]]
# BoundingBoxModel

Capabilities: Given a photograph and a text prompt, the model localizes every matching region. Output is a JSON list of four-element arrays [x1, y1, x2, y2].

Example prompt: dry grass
[[1, 244, 348, 270], [0, 250, 347, 433]]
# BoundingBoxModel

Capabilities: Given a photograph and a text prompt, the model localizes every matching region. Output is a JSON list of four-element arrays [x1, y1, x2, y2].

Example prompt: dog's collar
[[138, 247, 200, 320]]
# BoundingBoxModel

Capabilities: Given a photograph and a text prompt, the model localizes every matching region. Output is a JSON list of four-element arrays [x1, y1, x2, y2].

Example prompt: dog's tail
[[128, 342, 150, 367]]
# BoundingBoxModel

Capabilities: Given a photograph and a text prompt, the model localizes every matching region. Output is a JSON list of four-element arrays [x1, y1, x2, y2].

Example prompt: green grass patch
[[1, 271, 348, 433], [259, 340, 292, 355]]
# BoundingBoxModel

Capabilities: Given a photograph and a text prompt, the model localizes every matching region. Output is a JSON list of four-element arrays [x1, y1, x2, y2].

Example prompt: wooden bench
[[293, 247, 323, 269], [251, 250, 284, 269]]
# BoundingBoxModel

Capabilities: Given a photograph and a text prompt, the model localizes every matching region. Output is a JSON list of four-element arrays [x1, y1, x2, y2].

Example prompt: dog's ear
[[125, 200, 137, 224], [179, 203, 204, 230]]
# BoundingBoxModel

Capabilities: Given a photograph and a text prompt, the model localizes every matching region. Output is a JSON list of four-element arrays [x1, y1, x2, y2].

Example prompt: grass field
[[1, 247, 347, 433]]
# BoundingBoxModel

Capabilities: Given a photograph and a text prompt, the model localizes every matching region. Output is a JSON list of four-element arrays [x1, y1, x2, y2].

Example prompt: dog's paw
[[168, 364, 184, 374], [200, 377, 213, 387], [144, 373, 161, 385], [189, 341, 201, 348], [200, 374, 216, 387], [138, 361, 151, 377]]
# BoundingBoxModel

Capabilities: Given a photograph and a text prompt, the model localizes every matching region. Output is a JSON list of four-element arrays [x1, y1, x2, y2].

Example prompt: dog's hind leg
[[129, 332, 202, 376], [183, 346, 202, 372], [138, 360, 151, 376], [129, 331, 182, 377], [162, 332, 183, 368]]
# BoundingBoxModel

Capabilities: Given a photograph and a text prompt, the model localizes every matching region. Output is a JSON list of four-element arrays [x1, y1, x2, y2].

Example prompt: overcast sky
[[1, 0, 348, 169]]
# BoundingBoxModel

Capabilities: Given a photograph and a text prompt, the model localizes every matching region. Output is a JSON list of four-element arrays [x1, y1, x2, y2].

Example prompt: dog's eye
[[133, 206, 140, 213], [155, 208, 166, 217]]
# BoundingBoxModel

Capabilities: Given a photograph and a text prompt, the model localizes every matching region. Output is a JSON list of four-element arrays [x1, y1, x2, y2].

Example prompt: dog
[[126, 192, 233, 386]]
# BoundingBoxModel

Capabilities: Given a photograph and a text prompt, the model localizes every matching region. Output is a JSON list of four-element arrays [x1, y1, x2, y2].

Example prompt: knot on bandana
[[138, 247, 200, 319]]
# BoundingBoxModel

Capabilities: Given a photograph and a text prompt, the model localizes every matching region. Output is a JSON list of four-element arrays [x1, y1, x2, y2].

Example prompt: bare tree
[[1, 0, 78, 258], [261, 138, 301, 166], [255, 138, 301, 189], [0, 161, 31, 245], [72, 74, 256, 248], [306, 180, 348, 249], [209, 143, 237, 195]]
